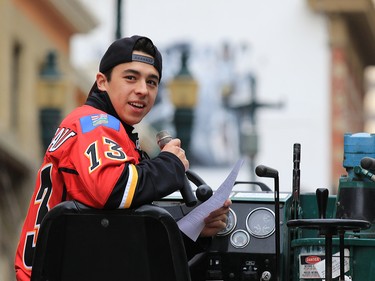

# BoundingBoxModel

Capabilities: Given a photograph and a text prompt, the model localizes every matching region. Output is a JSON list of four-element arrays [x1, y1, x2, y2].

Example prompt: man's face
[[96, 51, 160, 125]]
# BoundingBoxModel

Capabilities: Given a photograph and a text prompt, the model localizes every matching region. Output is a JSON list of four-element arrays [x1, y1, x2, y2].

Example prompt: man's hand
[[200, 199, 232, 237], [162, 138, 189, 171]]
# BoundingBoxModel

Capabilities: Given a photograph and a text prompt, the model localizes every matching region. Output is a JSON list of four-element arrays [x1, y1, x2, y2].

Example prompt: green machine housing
[[291, 132, 375, 280]]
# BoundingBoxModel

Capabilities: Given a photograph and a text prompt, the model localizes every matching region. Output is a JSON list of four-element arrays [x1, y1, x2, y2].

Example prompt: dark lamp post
[[37, 51, 65, 152], [168, 49, 198, 158]]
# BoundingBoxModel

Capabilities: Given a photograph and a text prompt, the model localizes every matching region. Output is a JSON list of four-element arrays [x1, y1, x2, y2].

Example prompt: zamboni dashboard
[[154, 190, 292, 281]]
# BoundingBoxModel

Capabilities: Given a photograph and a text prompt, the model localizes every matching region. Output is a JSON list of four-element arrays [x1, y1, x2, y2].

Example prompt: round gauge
[[230, 229, 250, 248], [217, 208, 237, 236], [246, 207, 275, 238]]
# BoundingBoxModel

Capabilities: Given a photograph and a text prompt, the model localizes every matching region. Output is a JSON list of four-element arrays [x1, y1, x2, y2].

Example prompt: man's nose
[[135, 80, 148, 95]]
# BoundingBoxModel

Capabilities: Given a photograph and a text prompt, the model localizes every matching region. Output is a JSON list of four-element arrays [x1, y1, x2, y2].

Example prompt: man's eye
[[147, 80, 158, 86], [125, 75, 136, 80]]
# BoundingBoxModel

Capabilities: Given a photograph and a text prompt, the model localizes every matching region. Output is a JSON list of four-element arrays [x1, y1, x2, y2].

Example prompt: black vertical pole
[[274, 175, 280, 281], [325, 233, 333, 281], [339, 231, 345, 281], [115, 0, 122, 39]]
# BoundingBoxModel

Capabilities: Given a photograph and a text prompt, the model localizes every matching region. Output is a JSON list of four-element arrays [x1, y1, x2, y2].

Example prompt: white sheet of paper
[[177, 159, 244, 241]]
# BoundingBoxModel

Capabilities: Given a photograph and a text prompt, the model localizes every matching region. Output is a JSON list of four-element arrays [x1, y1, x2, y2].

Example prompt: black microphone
[[156, 130, 173, 149], [360, 157, 375, 171], [255, 164, 279, 178], [156, 130, 197, 207]]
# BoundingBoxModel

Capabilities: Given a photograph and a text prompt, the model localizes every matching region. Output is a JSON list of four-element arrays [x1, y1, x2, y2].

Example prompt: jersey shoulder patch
[[80, 113, 120, 133]]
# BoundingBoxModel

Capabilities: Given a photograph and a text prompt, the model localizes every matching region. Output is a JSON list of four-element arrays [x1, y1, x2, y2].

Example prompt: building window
[[11, 41, 22, 129]]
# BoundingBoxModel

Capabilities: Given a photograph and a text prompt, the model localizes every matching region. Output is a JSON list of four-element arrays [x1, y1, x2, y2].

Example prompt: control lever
[[291, 143, 301, 220], [256, 165, 280, 281], [316, 188, 329, 219]]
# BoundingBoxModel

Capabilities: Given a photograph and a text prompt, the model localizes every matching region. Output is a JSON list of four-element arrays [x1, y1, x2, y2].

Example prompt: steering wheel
[[154, 169, 213, 223], [186, 169, 213, 202], [179, 169, 214, 207]]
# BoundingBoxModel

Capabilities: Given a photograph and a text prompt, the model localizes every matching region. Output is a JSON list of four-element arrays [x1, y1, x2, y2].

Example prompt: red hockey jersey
[[15, 104, 185, 281]]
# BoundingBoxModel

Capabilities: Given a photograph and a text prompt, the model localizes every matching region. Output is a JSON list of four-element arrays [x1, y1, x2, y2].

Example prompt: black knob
[[316, 188, 329, 219], [196, 184, 213, 202]]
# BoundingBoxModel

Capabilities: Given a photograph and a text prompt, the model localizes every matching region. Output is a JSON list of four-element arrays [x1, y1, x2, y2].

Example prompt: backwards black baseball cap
[[99, 35, 162, 79], [89, 35, 162, 95]]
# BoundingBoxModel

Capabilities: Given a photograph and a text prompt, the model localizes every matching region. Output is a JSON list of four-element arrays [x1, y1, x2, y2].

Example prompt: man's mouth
[[129, 102, 145, 109]]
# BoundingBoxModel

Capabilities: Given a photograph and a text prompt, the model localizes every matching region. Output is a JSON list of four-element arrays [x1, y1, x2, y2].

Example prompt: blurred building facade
[[0, 0, 96, 279], [308, 0, 375, 187]]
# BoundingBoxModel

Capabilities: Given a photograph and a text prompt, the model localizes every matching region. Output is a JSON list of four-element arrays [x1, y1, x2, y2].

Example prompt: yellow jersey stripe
[[120, 164, 138, 208]]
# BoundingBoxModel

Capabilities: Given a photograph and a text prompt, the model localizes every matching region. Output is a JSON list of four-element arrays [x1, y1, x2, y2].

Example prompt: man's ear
[[96, 72, 107, 91]]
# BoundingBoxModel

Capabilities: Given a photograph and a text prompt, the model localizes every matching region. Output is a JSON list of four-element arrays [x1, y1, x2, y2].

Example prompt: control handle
[[316, 188, 329, 219]]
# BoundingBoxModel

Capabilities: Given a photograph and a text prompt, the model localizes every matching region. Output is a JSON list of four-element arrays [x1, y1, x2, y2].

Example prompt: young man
[[15, 35, 231, 280]]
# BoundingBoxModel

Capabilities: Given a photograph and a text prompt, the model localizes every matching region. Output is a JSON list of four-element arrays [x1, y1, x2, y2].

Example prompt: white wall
[[72, 0, 331, 193]]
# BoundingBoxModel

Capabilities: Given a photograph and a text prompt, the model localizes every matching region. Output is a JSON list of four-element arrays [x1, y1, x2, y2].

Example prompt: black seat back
[[31, 201, 191, 281]]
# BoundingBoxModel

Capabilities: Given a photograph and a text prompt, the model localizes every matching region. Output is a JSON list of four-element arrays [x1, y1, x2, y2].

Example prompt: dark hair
[[133, 37, 157, 58]]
